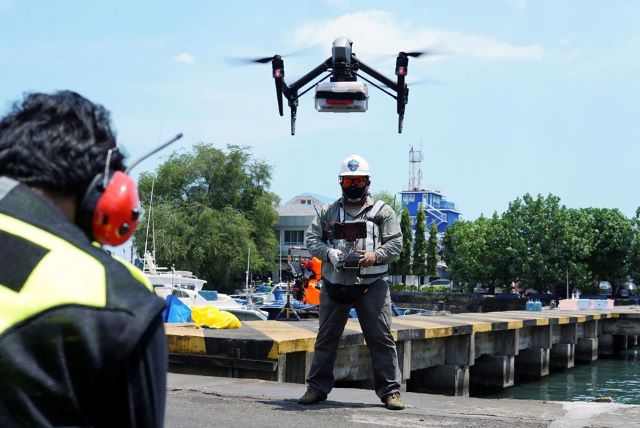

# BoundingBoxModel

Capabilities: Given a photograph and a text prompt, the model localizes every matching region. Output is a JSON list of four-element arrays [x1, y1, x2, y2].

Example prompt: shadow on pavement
[[256, 399, 383, 412]]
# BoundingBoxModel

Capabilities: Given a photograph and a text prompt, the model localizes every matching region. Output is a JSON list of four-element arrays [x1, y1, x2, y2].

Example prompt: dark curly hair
[[0, 90, 125, 198]]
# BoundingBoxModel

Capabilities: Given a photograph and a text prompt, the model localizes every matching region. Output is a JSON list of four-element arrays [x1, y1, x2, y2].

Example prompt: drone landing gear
[[290, 106, 297, 136], [276, 281, 300, 321], [398, 114, 404, 134]]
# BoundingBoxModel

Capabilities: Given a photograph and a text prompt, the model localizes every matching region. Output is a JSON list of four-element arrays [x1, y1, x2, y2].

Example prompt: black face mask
[[342, 185, 368, 202]]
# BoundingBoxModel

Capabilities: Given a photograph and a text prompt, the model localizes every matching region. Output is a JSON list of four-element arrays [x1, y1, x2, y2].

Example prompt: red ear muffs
[[77, 171, 140, 246]]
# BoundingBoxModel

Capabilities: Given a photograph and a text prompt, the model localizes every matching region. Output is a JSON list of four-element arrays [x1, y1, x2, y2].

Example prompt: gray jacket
[[305, 196, 402, 285]]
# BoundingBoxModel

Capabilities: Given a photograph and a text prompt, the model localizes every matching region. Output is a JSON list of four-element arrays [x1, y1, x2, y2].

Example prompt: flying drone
[[241, 37, 429, 135]]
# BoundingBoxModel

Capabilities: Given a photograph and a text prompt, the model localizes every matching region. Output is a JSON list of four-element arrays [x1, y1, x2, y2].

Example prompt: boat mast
[[245, 247, 251, 304], [142, 180, 155, 272]]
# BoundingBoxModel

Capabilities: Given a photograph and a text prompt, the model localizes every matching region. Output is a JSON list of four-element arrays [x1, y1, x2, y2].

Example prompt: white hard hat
[[339, 154, 370, 177]]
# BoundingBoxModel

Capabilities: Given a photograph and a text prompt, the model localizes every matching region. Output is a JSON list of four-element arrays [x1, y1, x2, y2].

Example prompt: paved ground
[[166, 373, 640, 428]]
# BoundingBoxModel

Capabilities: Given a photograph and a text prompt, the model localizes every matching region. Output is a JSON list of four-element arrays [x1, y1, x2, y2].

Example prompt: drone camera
[[332, 37, 353, 63], [315, 81, 368, 112]]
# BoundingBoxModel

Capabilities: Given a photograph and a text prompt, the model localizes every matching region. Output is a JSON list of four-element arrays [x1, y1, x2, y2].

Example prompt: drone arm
[[288, 58, 332, 92], [277, 58, 331, 137], [275, 78, 284, 116], [354, 58, 399, 92], [271, 56, 286, 116], [357, 58, 408, 134]]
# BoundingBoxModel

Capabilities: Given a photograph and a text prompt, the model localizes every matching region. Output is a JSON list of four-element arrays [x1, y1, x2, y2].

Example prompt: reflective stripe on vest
[[360, 200, 388, 276], [113, 256, 153, 291], [91, 241, 152, 292], [0, 213, 106, 335]]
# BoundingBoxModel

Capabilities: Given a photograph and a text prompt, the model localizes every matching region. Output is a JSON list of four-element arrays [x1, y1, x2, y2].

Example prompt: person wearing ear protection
[[298, 154, 405, 410], [0, 91, 166, 427]]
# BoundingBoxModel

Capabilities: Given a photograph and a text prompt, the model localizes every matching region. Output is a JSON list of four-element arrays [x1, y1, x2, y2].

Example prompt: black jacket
[[0, 177, 167, 427]]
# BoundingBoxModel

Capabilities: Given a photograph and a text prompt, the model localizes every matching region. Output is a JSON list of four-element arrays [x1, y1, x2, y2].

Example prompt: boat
[[143, 252, 268, 321], [140, 181, 267, 321]]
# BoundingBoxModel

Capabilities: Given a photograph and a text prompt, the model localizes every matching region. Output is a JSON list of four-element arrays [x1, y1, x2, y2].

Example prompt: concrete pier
[[550, 343, 574, 370], [576, 338, 598, 362], [515, 347, 550, 378], [598, 334, 614, 356], [166, 307, 640, 398], [470, 355, 514, 389]]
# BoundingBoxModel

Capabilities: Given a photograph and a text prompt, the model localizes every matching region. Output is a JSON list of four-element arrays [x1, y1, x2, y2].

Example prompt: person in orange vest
[[299, 257, 322, 305]]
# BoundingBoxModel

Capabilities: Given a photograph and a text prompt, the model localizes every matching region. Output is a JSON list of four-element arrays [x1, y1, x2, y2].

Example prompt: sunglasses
[[341, 177, 368, 187]]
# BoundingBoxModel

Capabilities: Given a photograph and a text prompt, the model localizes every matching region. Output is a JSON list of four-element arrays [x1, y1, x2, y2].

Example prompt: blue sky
[[2, 0, 639, 223]]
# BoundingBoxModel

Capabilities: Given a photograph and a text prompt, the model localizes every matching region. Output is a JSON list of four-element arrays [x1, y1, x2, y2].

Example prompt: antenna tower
[[408, 145, 423, 191]]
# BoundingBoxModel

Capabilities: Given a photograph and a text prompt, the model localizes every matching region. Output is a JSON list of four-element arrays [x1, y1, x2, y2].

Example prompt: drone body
[[264, 37, 422, 135]]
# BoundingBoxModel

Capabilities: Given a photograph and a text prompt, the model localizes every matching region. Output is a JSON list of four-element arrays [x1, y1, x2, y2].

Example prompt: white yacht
[[143, 252, 268, 321]]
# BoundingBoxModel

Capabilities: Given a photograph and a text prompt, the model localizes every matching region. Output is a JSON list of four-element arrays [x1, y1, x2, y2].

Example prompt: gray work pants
[[306, 278, 401, 399]]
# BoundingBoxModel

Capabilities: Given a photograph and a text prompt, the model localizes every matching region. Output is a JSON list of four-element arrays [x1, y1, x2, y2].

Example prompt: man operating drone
[[299, 154, 405, 411]]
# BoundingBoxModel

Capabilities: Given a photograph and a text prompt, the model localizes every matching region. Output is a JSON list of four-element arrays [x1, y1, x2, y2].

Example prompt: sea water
[[477, 347, 640, 404]]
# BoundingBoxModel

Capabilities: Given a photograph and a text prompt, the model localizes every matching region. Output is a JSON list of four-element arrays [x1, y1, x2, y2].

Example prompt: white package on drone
[[315, 81, 368, 112]]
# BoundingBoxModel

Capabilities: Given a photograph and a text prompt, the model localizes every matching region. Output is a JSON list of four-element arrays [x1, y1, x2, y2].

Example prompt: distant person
[[0, 91, 167, 426], [298, 154, 404, 410]]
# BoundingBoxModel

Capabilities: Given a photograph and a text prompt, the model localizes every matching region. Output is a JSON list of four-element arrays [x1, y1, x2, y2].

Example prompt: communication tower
[[408, 145, 423, 191]]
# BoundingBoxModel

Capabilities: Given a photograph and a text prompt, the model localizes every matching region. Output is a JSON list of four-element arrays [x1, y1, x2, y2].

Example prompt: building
[[274, 194, 326, 281], [396, 146, 462, 286], [402, 145, 461, 235], [401, 189, 461, 234]]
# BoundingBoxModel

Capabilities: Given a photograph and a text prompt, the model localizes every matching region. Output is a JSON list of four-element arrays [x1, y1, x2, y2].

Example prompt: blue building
[[401, 189, 461, 234], [401, 146, 462, 235]]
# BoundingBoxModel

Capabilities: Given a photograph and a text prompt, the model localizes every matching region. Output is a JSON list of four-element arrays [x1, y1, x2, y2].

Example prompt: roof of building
[[277, 204, 319, 216], [277, 194, 326, 217]]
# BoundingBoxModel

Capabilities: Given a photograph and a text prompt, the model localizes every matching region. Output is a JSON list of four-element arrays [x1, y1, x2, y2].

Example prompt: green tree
[[580, 207, 632, 295], [627, 207, 640, 287], [442, 215, 501, 291], [372, 190, 401, 216], [442, 219, 483, 291], [392, 207, 413, 283], [134, 144, 280, 291], [501, 194, 573, 293], [412, 204, 427, 280], [426, 221, 439, 278]]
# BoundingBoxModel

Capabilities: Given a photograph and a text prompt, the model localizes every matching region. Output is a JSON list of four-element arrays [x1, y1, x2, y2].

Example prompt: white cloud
[[172, 52, 196, 64], [292, 10, 543, 60]]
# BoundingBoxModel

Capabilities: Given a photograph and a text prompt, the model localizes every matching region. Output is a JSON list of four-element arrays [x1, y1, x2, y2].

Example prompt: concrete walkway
[[166, 373, 640, 428]]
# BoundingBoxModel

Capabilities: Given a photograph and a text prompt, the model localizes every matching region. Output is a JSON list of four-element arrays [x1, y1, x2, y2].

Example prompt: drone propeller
[[224, 55, 279, 66], [401, 51, 429, 58], [383, 77, 443, 88], [224, 47, 314, 67], [400, 48, 451, 58]]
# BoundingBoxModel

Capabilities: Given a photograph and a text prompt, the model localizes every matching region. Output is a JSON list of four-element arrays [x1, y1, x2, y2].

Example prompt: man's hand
[[327, 249, 343, 268], [357, 250, 377, 268]]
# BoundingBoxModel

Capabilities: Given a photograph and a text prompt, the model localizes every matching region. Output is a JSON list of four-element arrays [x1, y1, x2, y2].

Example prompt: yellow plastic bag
[[191, 306, 242, 329]]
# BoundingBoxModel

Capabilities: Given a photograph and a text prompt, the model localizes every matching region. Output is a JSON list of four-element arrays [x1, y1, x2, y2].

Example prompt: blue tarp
[[163, 295, 192, 323]]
